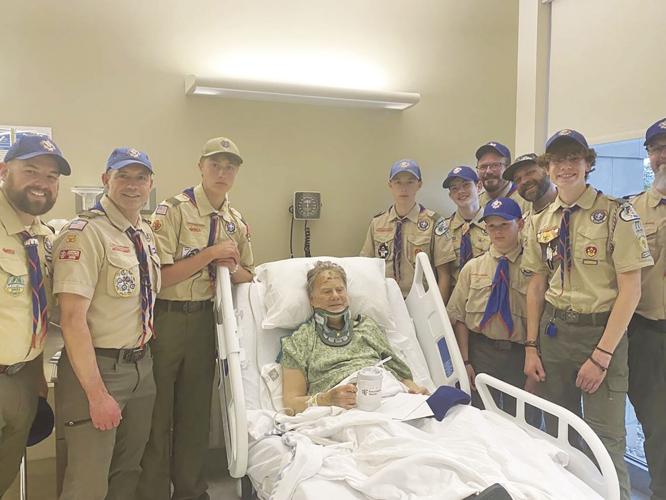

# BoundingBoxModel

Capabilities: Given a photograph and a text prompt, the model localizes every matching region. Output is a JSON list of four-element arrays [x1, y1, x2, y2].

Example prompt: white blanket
[[248, 403, 602, 500]]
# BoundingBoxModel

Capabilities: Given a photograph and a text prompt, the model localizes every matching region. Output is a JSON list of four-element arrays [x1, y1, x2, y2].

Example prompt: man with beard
[[0, 134, 71, 495], [476, 141, 530, 214], [626, 117, 666, 500], [503, 153, 557, 217]]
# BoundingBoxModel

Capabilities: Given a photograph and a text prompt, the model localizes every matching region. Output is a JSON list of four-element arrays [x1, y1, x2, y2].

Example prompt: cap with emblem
[[4, 134, 71, 176], [442, 165, 478, 188], [106, 147, 153, 172], [545, 129, 589, 152], [201, 137, 243, 164], [644, 117, 666, 146], [475, 141, 511, 163], [389, 159, 421, 181], [503, 153, 538, 181], [480, 197, 522, 222]]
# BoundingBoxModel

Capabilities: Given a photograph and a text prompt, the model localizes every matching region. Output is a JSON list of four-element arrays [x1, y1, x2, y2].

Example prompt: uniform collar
[[100, 194, 143, 233], [551, 184, 597, 211], [647, 186, 666, 208], [388, 203, 421, 223], [450, 208, 484, 230], [0, 188, 50, 237], [193, 183, 231, 218], [489, 242, 522, 263]]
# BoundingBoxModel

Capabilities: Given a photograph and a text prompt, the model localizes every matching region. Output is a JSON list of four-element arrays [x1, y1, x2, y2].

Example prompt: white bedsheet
[[247, 404, 602, 500]]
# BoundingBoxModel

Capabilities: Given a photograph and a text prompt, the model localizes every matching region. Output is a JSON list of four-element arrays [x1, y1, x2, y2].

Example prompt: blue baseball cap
[[481, 197, 522, 221], [644, 118, 666, 146], [475, 141, 511, 163], [442, 166, 478, 188], [545, 129, 589, 152], [503, 153, 538, 181], [389, 159, 421, 181], [4, 134, 71, 176], [106, 147, 153, 172]]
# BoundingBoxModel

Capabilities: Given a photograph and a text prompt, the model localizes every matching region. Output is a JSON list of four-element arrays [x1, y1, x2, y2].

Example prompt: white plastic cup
[[356, 367, 383, 411]]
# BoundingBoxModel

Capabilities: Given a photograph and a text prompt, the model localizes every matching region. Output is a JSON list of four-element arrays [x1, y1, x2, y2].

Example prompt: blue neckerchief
[[479, 255, 514, 336]]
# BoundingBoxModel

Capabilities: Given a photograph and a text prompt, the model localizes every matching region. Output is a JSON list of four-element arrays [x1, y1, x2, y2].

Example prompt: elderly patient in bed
[[280, 261, 428, 414]]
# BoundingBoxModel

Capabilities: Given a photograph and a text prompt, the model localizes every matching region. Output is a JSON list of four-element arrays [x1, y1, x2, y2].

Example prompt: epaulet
[[425, 209, 441, 220], [141, 217, 151, 225], [79, 209, 103, 219], [622, 191, 644, 201], [165, 193, 189, 207], [373, 209, 387, 218], [229, 206, 245, 222], [64, 210, 102, 232]]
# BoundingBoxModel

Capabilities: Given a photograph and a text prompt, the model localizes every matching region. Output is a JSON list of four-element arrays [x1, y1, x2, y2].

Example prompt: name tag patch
[[59, 249, 81, 261]]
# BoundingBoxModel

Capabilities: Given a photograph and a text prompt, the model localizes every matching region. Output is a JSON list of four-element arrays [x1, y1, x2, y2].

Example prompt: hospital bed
[[214, 253, 620, 500]]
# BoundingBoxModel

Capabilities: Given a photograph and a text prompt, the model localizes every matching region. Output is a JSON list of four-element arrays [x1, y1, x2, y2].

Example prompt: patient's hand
[[403, 379, 430, 395], [321, 384, 357, 409]]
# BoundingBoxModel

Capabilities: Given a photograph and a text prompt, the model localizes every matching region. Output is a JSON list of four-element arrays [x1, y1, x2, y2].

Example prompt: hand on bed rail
[[207, 239, 240, 269]]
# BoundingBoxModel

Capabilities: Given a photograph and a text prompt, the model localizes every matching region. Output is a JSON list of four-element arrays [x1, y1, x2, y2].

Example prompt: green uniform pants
[[0, 358, 41, 496], [628, 314, 666, 500], [58, 349, 156, 500], [138, 302, 215, 500], [538, 313, 630, 500]]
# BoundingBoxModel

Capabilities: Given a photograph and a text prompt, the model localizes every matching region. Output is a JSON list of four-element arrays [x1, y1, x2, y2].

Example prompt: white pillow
[[256, 257, 394, 334]]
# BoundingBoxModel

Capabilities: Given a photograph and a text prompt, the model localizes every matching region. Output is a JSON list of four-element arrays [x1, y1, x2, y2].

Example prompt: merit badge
[[155, 204, 169, 216], [114, 269, 136, 297], [590, 209, 607, 224], [5, 275, 25, 297], [585, 245, 598, 258], [67, 219, 88, 231], [377, 243, 390, 259], [619, 203, 640, 222], [151, 220, 162, 232], [434, 218, 449, 236], [226, 221, 236, 234], [417, 219, 430, 231], [59, 249, 81, 261]]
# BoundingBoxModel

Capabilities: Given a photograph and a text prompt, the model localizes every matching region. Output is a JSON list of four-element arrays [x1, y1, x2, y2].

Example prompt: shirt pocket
[[406, 233, 431, 264], [575, 224, 609, 265], [0, 253, 29, 303], [643, 221, 663, 260], [465, 275, 492, 314], [373, 232, 393, 260], [106, 252, 140, 298]]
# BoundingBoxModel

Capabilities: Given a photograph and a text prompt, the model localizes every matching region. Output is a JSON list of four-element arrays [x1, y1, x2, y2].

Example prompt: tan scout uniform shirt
[[479, 182, 530, 214], [52, 195, 160, 349], [360, 204, 456, 296], [522, 186, 654, 313], [0, 190, 53, 364], [151, 183, 254, 301], [447, 244, 527, 343], [445, 209, 490, 285], [630, 187, 666, 320]]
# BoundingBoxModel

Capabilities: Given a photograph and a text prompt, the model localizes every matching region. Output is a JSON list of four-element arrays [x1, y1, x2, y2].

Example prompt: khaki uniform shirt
[[630, 187, 666, 320], [0, 190, 54, 364], [447, 244, 527, 343], [479, 182, 531, 214], [52, 195, 160, 349], [360, 203, 456, 296], [151, 183, 254, 301], [445, 209, 490, 285], [522, 186, 653, 313]]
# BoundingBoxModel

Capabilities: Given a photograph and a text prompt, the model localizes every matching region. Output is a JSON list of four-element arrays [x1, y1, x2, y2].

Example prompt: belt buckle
[[565, 309, 579, 323]]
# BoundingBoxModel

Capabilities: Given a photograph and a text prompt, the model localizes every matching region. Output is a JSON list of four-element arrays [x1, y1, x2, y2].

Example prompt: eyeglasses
[[550, 154, 584, 166], [647, 144, 666, 156], [477, 162, 505, 172]]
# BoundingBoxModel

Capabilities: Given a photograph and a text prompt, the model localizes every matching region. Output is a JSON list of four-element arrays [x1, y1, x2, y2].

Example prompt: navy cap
[[503, 153, 538, 181], [481, 197, 522, 221], [389, 159, 421, 181], [4, 134, 71, 176], [475, 141, 511, 163], [106, 147, 153, 172], [644, 118, 666, 146], [442, 166, 478, 188], [545, 129, 589, 152]]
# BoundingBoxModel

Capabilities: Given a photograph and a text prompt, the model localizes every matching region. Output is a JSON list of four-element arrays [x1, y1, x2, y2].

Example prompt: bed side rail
[[475, 373, 619, 500], [405, 252, 470, 395], [215, 266, 248, 478]]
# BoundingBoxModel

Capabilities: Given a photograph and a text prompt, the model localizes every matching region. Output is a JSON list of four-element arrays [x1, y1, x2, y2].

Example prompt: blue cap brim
[[442, 175, 474, 188], [12, 151, 71, 176], [106, 160, 153, 172], [480, 212, 520, 222]]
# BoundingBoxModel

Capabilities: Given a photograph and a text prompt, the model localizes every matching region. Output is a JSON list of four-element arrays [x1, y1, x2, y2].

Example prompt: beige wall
[[2, 0, 518, 265], [549, 0, 666, 144]]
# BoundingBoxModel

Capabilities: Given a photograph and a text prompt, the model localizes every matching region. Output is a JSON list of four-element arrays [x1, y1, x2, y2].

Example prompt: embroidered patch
[[641, 251, 651, 259], [5, 275, 25, 296], [181, 246, 200, 259], [187, 223, 204, 233], [149, 244, 158, 256], [377, 242, 390, 259], [68, 220, 88, 231], [582, 259, 598, 265], [537, 226, 559, 244], [619, 203, 640, 222], [151, 220, 162, 231], [44, 238, 53, 253], [226, 221, 236, 234], [155, 204, 169, 216], [639, 236, 649, 251], [434, 218, 449, 236], [114, 269, 136, 297], [585, 245, 598, 257], [66, 234, 78, 244], [417, 219, 430, 231], [59, 249, 81, 261], [376, 227, 393, 233], [111, 245, 130, 254], [590, 209, 607, 224], [633, 220, 646, 237], [2, 248, 16, 255]]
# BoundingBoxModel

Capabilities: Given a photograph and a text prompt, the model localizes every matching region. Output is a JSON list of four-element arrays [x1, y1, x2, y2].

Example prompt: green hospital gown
[[280, 315, 413, 395]]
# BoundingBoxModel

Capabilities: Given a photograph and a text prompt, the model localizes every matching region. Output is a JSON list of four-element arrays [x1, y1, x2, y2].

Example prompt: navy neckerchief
[[18, 231, 48, 347], [557, 205, 579, 289], [392, 204, 423, 281], [183, 187, 219, 281], [459, 220, 473, 269], [479, 255, 514, 336]]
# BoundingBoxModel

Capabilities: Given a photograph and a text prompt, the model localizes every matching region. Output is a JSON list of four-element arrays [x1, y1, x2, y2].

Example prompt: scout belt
[[95, 346, 148, 363], [632, 313, 666, 333], [545, 303, 610, 327], [0, 362, 26, 375], [155, 299, 213, 314], [470, 331, 522, 351]]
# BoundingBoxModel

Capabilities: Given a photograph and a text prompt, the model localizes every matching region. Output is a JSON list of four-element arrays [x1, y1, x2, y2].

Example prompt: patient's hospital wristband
[[587, 356, 608, 372], [307, 393, 320, 408]]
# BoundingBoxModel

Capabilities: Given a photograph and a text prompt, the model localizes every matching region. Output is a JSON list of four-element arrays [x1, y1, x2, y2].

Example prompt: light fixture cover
[[185, 75, 419, 110]]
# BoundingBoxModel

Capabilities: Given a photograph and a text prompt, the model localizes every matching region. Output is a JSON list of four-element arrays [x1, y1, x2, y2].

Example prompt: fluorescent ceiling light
[[185, 75, 419, 110]]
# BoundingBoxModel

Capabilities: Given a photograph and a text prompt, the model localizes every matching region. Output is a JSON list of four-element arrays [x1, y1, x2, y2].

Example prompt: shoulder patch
[[618, 202, 640, 222], [67, 219, 89, 231], [155, 204, 169, 215], [434, 217, 450, 236]]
